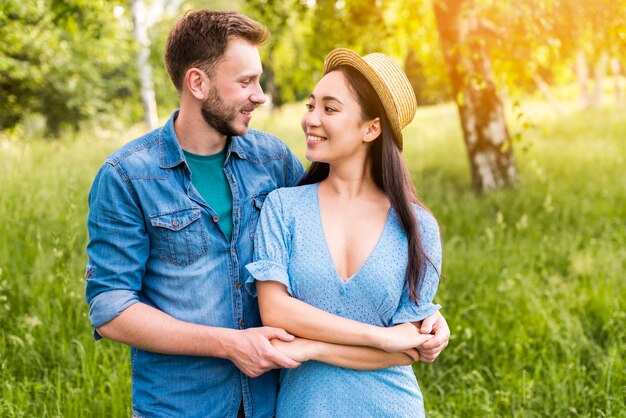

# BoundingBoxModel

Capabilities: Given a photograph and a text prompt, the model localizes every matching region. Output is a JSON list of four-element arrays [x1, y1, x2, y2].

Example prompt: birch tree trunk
[[611, 57, 624, 106], [593, 51, 609, 109], [131, 0, 159, 130], [576, 50, 590, 109], [532, 73, 564, 115], [434, 0, 517, 193]]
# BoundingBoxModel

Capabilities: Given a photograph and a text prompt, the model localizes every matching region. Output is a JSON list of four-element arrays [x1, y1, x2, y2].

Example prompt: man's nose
[[250, 82, 266, 105]]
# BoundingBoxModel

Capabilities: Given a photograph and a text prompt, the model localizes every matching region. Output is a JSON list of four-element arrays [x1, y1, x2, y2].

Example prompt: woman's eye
[[324, 106, 336, 112], [305, 103, 314, 111]]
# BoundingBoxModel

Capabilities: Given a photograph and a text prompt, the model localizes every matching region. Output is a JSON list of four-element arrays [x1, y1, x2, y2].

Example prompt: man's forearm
[[96, 302, 236, 358], [271, 338, 415, 370], [310, 340, 415, 370]]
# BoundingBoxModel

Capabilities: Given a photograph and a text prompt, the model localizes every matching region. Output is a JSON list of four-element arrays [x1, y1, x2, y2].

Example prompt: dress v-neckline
[[314, 183, 392, 284]]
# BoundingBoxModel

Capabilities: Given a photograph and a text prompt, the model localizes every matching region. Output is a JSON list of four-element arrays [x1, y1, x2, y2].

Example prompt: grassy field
[[0, 101, 624, 417]]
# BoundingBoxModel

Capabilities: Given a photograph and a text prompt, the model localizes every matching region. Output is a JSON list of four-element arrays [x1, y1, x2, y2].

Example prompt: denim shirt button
[[239, 320, 246, 327], [235, 282, 242, 289], [213, 216, 219, 222], [172, 220, 179, 226]]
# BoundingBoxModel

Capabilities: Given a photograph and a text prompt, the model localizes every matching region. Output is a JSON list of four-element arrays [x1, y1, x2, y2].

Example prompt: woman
[[245, 48, 442, 417]]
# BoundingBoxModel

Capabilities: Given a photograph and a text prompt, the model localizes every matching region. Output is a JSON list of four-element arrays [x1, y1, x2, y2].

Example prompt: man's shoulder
[[234, 129, 292, 162], [104, 128, 161, 168]]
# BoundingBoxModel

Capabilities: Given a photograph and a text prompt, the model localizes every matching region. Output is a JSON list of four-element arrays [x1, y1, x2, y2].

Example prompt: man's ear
[[363, 117, 381, 143], [184, 68, 208, 100]]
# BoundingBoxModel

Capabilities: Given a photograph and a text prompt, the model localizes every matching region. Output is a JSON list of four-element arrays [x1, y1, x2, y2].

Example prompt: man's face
[[202, 38, 266, 137]]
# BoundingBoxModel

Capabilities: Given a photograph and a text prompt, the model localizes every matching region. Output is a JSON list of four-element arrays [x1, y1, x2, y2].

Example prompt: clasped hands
[[229, 312, 449, 377]]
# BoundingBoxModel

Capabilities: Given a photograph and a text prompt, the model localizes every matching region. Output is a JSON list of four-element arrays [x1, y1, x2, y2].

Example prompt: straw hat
[[323, 48, 417, 150]]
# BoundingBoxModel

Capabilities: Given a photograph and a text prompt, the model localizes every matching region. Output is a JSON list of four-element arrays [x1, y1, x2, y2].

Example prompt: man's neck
[[174, 109, 228, 156]]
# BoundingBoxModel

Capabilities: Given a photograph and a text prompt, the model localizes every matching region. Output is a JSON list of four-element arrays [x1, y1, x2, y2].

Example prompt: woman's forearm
[[256, 281, 432, 352], [271, 338, 417, 370], [257, 281, 380, 348]]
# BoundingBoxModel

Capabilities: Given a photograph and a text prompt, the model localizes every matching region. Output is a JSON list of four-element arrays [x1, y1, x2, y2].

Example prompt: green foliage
[[244, 0, 315, 106], [1, 100, 623, 416], [2, 0, 624, 135], [0, 0, 139, 136], [477, 0, 626, 95]]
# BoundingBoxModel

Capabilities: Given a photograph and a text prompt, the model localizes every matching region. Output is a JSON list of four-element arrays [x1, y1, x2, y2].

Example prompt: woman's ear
[[184, 68, 208, 100], [363, 117, 382, 143]]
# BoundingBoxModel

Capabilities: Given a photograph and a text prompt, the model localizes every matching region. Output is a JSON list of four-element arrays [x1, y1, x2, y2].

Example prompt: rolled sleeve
[[245, 190, 294, 297], [85, 162, 149, 335], [392, 207, 443, 325], [245, 260, 292, 297], [89, 289, 139, 328], [392, 301, 442, 325]]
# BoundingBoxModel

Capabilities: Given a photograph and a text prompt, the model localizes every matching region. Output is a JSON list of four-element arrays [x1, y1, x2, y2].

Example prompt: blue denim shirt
[[85, 111, 304, 418]]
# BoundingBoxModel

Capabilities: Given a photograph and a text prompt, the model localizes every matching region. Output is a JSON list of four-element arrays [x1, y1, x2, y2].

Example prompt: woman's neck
[[321, 159, 381, 200]]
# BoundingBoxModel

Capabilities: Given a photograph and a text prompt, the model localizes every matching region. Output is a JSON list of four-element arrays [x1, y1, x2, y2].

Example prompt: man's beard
[[201, 88, 252, 137]]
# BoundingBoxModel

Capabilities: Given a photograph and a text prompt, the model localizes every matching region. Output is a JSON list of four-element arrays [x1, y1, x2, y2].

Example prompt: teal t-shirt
[[183, 149, 233, 240]]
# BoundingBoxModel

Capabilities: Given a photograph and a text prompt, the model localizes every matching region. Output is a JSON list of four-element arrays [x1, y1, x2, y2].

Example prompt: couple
[[85, 9, 448, 418]]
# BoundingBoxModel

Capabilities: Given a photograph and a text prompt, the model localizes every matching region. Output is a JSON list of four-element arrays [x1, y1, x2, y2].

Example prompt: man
[[85, 10, 449, 418]]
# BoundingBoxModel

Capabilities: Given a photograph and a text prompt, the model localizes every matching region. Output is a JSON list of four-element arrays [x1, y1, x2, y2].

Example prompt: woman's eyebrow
[[309, 94, 344, 105]]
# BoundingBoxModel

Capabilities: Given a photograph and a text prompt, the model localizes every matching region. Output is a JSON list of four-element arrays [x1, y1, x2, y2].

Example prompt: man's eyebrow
[[309, 94, 344, 104]]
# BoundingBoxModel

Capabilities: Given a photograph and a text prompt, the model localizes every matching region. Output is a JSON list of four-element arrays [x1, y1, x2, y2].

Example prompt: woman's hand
[[270, 337, 318, 363], [376, 322, 434, 353], [413, 311, 450, 363]]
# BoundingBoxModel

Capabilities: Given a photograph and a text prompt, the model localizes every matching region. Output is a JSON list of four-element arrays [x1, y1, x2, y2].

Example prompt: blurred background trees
[[1, 0, 623, 190]]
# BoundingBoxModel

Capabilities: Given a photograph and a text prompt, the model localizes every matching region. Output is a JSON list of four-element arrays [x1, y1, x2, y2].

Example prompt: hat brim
[[323, 48, 404, 149]]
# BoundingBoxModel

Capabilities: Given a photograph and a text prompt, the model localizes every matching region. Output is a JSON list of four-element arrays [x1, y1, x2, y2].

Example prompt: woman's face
[[301, 70, 372, 163]]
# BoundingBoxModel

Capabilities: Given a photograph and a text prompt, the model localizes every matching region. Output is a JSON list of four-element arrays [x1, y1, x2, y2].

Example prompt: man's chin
[[232, 121, 250, 137]]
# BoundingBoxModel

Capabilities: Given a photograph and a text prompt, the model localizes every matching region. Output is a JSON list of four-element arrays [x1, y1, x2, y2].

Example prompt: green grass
[[1, 102, 624, 417]]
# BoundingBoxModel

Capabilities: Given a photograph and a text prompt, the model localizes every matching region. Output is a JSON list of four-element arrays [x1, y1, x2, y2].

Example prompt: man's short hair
[[165, 10, 269, 91]]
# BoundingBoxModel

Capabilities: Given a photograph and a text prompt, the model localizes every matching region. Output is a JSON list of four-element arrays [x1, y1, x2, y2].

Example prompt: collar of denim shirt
[[158, 110, 249, 169]]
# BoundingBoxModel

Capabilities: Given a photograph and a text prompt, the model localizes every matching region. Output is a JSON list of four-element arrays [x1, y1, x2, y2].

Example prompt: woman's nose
[[303, 110, 320, 127]]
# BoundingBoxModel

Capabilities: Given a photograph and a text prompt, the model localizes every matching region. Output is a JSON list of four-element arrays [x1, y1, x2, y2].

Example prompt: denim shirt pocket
[[150, 207, 208, 266], [249, 192, 270, 242]]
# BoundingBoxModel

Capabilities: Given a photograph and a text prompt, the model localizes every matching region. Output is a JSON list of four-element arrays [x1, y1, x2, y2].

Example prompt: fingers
[[266, 348, 302, 369], [419, 319, 433, 334], [262, 326, 296, 342], [403, 348, 420, 362], [420, 330, 448, 350], [417, 334, 449, 363], [415, 333, 435, 347], [417, 352, 438, 363]]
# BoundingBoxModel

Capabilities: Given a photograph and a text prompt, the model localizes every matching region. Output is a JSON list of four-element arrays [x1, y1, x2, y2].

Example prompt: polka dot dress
[[246, 184, 442, 418]]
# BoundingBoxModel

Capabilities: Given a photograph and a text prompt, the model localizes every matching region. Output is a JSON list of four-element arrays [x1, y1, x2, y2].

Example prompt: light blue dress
[[245, 184, 442, 417]]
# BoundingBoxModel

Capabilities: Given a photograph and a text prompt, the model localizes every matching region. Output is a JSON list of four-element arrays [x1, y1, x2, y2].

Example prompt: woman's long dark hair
[[300, 65, 435, 302]]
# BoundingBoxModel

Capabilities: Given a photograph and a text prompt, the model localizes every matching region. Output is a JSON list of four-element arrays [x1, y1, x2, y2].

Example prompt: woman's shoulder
[[411, 203, 440, 237], [269, 184, 317, 201], [266, 184, 318, 210]]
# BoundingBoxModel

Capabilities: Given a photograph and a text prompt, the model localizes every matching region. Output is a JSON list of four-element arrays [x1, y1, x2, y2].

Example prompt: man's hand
[[226, 327, 302, 377], [415, 311, 450, 363], [270, 337, 319, 363]]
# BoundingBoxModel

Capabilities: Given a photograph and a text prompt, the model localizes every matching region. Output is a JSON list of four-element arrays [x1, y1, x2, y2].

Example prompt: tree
[[244, 0, 309, 108], [0, 0, 137, 135], [128, 0, 185, 128], [130, 0, 159, 129], [434, 0, 517, 193]]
